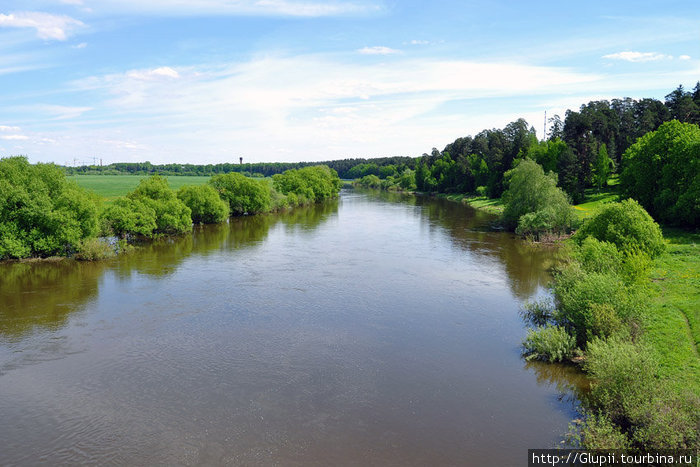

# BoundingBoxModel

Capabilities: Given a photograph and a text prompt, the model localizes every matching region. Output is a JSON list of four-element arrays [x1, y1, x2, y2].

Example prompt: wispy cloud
[[0, 134, 29, 140], [357, 46, 400, 55], [602, 51, 672, 62], [0, 11, 84, 41], [679, 55, 691, 60], [81, 0, 380, 17]]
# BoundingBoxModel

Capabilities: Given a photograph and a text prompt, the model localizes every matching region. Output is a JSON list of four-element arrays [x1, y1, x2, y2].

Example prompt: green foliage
[[520, 299, 556, 327], [177, 184, 229, 224], [620, 120, 700, 227], [574, 413, 631, 450], [210, 172, 272, 215], [0, 156, 100, 258], [583, 337, 700, 450], [593, 143, 612, 192], [128, 175, 192, 234], [100, 175, 191, 238], [502, 159, 575, 235], [553, 265, 643, 346], [584, 337, 659, 426], [74, 237, 116, 261], [355, 174, 381, 188], [272, 165, 341, 204], [100, 197, 157, 238], [574, 199, 665, 258], [522, 325, 577, 363]]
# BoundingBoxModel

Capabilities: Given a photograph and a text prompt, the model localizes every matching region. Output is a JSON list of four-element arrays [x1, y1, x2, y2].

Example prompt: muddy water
[[0, 189, 584, 466]]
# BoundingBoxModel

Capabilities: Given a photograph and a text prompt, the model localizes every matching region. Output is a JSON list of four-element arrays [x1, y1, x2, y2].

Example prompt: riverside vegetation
[[0, 158, 341, 260]]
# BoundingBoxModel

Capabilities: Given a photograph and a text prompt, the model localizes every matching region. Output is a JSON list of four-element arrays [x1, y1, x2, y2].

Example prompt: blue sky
[[1, 0, 699, 165]]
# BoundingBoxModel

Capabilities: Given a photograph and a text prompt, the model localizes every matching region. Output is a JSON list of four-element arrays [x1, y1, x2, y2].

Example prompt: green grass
[[69, 174, 211, 202], [573, 178, 620, 219], [458, 195, 505, 215], [645, 228, 700, 392]]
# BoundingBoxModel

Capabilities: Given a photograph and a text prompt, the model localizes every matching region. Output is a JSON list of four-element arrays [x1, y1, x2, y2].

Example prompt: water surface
[[0, 189, 582, 466]]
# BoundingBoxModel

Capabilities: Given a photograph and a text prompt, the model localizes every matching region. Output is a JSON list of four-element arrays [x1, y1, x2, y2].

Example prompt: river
[[0, 189, 585, 466]]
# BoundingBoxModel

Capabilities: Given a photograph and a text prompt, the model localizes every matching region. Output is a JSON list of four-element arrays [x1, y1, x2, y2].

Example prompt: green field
[[69, 174, 211, 202]]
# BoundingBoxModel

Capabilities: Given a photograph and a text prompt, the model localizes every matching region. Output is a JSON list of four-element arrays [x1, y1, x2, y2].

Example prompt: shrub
[[574, 199, 665, 258], [210, 172, 272, 215], [552, 265, 643, 346], [274, 165, 341, 201], [584, 337, 658, 425], [100, 197, 157, 238], [177, 184, 229, 224], [522, 325, 577, 363], [475, 185, 487, 197], [0, 156, 100, 258], [74, 237, 115, 261], [128, 176, 191, 234], [574, 237, 623, 275], [575, 413, 631, 450]]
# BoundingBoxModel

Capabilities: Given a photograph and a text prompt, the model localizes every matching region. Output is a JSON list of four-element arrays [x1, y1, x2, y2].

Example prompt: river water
[[0, 189, 584, 466]]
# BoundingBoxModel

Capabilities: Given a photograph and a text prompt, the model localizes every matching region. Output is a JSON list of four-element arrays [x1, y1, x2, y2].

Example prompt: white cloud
[[602, 51, 672, 62], [126, 66, 180, 80], [409, 40, 429, 45], [357, 46, 400, 55], [0, 11, 84, 41], [0, 134, 29, 140], [72, 42, 87, 49], [0, 125, 21, 132], [679, 55, 691, 60]]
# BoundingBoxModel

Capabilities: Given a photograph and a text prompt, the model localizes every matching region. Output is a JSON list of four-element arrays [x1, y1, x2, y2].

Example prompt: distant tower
[[239, 157, 243, 165]]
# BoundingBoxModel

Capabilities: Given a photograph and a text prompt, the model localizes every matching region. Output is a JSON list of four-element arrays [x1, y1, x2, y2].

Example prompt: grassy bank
[[646, 227, 700, 392]]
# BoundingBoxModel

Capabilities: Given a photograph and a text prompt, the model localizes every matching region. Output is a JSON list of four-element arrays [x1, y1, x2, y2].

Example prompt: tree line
[[64, 156, 415, 180]]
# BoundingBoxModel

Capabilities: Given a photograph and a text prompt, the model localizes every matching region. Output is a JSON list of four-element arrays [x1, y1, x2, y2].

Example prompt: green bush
[[574, 199, 665, 258], [584, 337, 659, 426], [583, 337, 700, 450], [129, 175, 192, 234], [355, 174, 381, 188], [273, 165, 341, 202], [210, 172, 272, 215], [74, 237, 115, 261], [0, 156, 100, 258], [575, 237, 623, 275], [100, 197, 157, 238], [177, 184, 229, 224], [574, 413, 631, 450], [502, 159, 574, 235], [522, 325, 577, 363], [553, 265, 643, 346]]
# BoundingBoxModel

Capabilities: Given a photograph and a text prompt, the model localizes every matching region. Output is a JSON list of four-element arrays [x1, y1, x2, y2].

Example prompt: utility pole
[[543, 110, 547, 141]]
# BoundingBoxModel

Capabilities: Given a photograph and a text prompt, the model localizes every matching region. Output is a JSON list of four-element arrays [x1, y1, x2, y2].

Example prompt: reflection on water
[[0, 190, 583, 466], [0, 260, 106, 341]]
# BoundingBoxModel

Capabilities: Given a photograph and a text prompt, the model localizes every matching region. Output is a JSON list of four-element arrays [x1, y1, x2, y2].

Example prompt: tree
[[0, 156, 100, 258], [177, 184, 229, 224], [593, 143, 612, 192], [502, 159, 574, 236], [620, 120, 700, 226]]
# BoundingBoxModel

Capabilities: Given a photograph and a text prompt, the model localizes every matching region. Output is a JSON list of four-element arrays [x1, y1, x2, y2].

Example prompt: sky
[[1, 0, 699, 165]]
